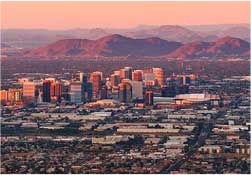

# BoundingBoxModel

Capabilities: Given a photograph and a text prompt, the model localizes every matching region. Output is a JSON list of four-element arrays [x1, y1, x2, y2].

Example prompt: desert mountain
[[167, 36, 250, 58], [125, 25, 204, 43], [27, 34, 182, 57]]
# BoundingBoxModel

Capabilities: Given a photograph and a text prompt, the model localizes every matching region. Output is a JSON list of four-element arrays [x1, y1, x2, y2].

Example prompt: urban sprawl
[[1, 66, 250, 173]]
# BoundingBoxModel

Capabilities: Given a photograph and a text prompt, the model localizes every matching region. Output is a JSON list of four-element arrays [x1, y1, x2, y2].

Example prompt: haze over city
[[0, 1, 250, 174]]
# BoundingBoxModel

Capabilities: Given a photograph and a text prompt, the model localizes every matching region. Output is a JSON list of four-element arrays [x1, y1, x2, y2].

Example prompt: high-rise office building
[[85, 82, 93, 102], [132, 70, 143, 81], [42, 80, 52, 102], [118, 81, 132, 103], [110, 74, 121, 87], [129, 81, 143, 100], [79, 72, 88, 83], [153, 68, 164, 86], [100, 85, 108, 99], [8, 88, 22, 104], [23, 82, 36, 104], [111, 86, 119, 100], [120, 67, 132, 80], [90, 71, 102, 99], [0, 90, 8, 104], [69, 82, 83, 103], [23, 82, 36, 97], [143, 71, 156, 86], [145, 91, 154, 106], [50, 82, 62, 103]]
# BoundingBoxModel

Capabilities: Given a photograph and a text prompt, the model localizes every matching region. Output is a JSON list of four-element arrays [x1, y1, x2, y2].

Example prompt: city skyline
[[1, 1, 250, 29], [1, 1, 250, 174]]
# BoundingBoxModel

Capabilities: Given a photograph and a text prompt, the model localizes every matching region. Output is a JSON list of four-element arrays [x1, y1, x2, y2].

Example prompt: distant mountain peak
[[25, 34, 250, 59], [168, 37, 250, 58], [26, 34, 182, 58]]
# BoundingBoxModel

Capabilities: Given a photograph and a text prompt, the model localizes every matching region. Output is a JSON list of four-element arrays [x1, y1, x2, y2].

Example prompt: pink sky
[[1, 1, 250, 29]]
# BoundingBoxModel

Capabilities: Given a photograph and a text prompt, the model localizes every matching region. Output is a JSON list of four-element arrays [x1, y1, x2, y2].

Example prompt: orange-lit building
[[90, 71, 102, 99], [7, 88, 22, 104], [132, 70, 143, 81], [50, 82, 62, 103], [153, 68, 164, 86], [120, 67, 132, 80], [0, 90, 8, 104], [145, 91, 154, 106], [23, 82, 36, 104]]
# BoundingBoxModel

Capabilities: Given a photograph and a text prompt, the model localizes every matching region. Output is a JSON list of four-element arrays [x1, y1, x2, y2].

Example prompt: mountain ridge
[[26, 35, 250, 59], [27, 34, 182, 57]]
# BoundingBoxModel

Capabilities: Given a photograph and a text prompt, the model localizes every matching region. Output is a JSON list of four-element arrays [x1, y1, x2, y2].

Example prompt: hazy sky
[[1, 1, 250, 29]]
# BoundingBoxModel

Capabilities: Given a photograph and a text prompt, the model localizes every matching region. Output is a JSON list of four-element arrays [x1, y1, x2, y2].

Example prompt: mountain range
[[125, 25, 216, 43], [2, 24, 250, 48], [26, 34, 250, 59], [27, 35, 182, 57]]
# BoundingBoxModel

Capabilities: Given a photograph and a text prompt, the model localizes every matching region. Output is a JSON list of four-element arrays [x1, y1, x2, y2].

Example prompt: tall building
[[118, 82, 132, 103], [145, 91, 154, 106], [143, 72, 156, 87], [0, 90, 8, 104], [111, 86, 119, 100], [70, 82, 83, 103], [110, 74, 121, 87], [23, 82, 36, 104], [153, 68, 164, 86], [50, 82, 62, 103], [132, 70, 143, 81], [100, 85, 108, 99], [90, 71, 102, 99], [129, 81, 143, 100], [85, 82, 93, 102], [42, 80, 52, 102], [120, 67, 132, 80], [8, 88, 22, 104], [79, 72, 88, 83]]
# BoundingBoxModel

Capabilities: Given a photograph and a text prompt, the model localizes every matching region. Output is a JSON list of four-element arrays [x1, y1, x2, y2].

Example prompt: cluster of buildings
[[1, 66, 250, 174], [1, 67, 210, 108]]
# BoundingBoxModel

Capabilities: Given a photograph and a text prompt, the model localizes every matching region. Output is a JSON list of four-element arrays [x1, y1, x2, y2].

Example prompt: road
[[160, 111, 223, 174]]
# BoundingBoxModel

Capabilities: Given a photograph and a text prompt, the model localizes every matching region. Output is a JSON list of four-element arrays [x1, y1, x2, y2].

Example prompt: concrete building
[[132, 70, 143, 81], [90, 71, 102, 99], [120, 67, 132, 80], [23, 82, 36, 104], [153, 68, 164, 86], [110, 74, 121, 87], [118, 81, 132, 103], [175, 93, 220, 105], [129, 80, 143, 100], [8, 88, 22, 103], [70, 82, 83, 104], [145, 91, 154, 106]]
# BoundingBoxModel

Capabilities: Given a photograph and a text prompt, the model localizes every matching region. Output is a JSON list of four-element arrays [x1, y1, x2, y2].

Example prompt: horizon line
[[1, 22, 250, 31]]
